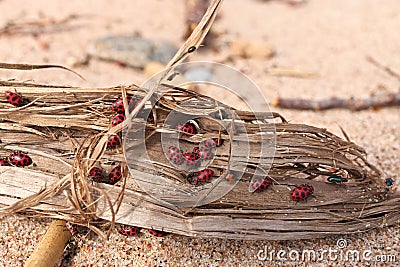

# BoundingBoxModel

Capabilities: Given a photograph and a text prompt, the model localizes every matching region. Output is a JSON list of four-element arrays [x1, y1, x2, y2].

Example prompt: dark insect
[[167, 146, 184, 165], [183, 152, 200, 168], [385, 178, 394, 186], [177, 122, 197, 136], [111, 114, 126, 127], [147, 228, 167, 237], [108, 165, 122, 185], [327, 176, 348, 184], [107, 135, 121, 149], [250, 176, 273, 192], [65, 222, 78, 236], [187, 168, 214, 184], [8, 151, 33, 167], [0, 157, 10, 166], [188, 46, 196, 53], [290, 184, 314, 201], [118, 226, 140, 236], [4, 90, 25, 107], [88, 167, 104, 182], [198, 147, 214, 160]]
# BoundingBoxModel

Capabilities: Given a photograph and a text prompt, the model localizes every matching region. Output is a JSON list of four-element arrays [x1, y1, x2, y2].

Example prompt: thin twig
[[272, 93, 400, 111]]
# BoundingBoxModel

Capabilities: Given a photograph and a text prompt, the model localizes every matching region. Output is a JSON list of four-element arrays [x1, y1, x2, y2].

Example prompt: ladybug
[[88, 167, 104, 182], [250, 176, 272, 192], [327, 176, 348, 184], [118, 226, 140, 236], [147, 228, 167, 237], [65, 222, 78, 236], [107, 134, 121, 149], [200, 139, 216, 148], [385, 178, 394, 186], [187, 168, 214, 184], [183, 152, 200, 168], [111, 114, 126, 127], [111, 97, 134, 114], [290, 184, 314, 201], [8, 151, 33, 167], [0, 157, 10, 166], [198, 147, 214, 160], [167, 146, 184, 165], [108, 165, 122, 185], [4, 90, 25, 107], [177, 122, 197, 136]]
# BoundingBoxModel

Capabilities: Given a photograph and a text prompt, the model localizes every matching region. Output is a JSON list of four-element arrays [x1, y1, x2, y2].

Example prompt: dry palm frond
[[0, 0, 398, 240], [0, 80, 398, 240]]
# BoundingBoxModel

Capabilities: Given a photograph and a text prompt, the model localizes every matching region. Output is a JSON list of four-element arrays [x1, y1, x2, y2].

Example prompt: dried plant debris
[[0, 80, 398, 241]]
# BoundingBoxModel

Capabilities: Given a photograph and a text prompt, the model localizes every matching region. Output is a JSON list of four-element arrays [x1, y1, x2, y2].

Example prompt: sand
[[0, 0, 399, 266]]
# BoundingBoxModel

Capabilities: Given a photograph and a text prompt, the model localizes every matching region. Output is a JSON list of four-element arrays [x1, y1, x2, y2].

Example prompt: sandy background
[[0, 0, 399, 266]]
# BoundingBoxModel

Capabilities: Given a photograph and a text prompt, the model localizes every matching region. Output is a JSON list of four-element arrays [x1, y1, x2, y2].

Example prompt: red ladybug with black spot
[[8, 151, 33, 167], [111, 97, 134, 114], [290, 184, 314, 201], [107, 134, 121, 149], [183, 152, 200, 168], [118, 226, 140, 236], [198, 147, 214, 160], [200, 139, 216, 148], [4, 90, 25, 107], [147, 228, 167, 237], [177, 122, 197, 136], [111, 114, 126, 127], [250, 176, 272, 192], [187, 168, 214, 184], [108, 165, 122, 185], [88, 166, 104, 182], [167, 146, 184, 165], [0, 157, 10, 166]]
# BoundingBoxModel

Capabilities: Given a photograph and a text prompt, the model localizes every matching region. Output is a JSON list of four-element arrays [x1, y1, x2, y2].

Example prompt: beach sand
[[0, 0, 399, 266]]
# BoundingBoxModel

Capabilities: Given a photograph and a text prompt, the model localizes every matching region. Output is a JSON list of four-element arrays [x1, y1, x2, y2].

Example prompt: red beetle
[[8, 151, 33, 167], [198, 147, 214, 160], [118, 226, 140, 236], [111, 97, 134, 114], [167, 146, 184, 165], [108, 165, 122, 185], [147, 228, 167, 237], [88, 167, 104, 182], [290, 184, 314, 201], [187, 168, 214, 184], [250, 176, 273, 192], [107, 135, 121, 149], [177, 122, 197, 136], [111, 114, 126, 127], [0, 157, 10, 166], [183, 152, 200, 168], [200, 139, 216, 148], [4, 90, 25, 107]]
